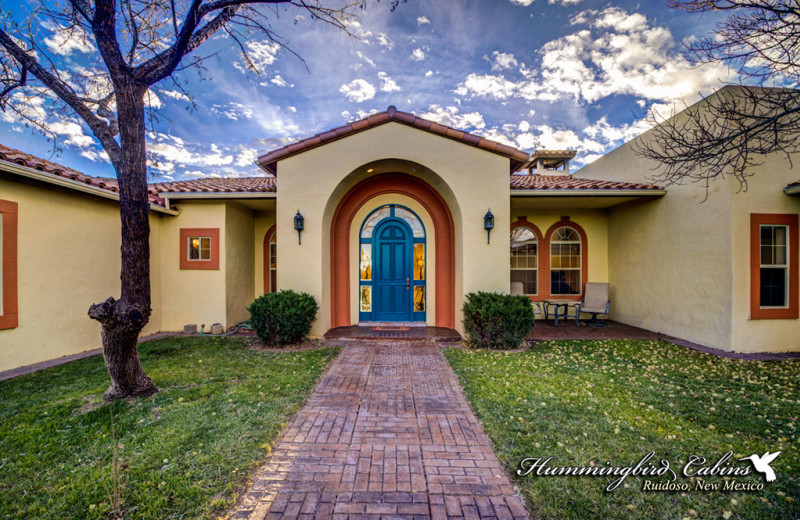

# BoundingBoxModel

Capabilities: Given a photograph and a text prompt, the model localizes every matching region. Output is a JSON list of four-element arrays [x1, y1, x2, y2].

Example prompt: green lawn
[[0, 336, 339, 520], [445, 340, 800, 520]]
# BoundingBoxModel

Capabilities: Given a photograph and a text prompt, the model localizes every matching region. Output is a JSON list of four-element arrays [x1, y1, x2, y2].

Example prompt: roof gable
[[256, 106, 530, 175]]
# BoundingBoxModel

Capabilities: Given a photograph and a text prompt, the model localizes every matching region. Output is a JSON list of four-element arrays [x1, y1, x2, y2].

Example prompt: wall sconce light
[[484, 209, 494, 244], [294, 210, 304, 244]]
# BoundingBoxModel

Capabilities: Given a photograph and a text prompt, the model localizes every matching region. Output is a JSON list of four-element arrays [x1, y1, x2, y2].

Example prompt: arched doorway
[[330, 173, 455, 328], [262, 225, 276, 293]]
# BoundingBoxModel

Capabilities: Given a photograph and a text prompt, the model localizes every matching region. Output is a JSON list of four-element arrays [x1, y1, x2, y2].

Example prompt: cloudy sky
[[1, 0, 734, 181]]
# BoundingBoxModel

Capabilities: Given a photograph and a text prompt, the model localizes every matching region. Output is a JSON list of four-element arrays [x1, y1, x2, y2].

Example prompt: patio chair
[[511, 282, 543, 326], [579, 283, 610, 327]]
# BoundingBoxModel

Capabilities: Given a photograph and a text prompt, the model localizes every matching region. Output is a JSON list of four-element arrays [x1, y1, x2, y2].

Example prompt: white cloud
[[411, 48, 426, 61], [488, 51, 518, 71], [234, 147, 259, 167], [148, 136, 234, 171], [419, 105, 486, 130], [456, 7, 731, 105], [270, 75, 292, 87], [417, 16, 430, 25], [378, 72, 401, 92], [210, 102, 254, 121], [549, 0, 582, 4], [375, 33, 394, 49], [455, 73, 517, 100], [43, 24, 94, 56], [48, 120, 95, 148], [235, 41, 281, 73], [160, 89, 191, 103], [425, 70, 434, 77], [509, 0, 535, 6], [339, 79, 376, 102]]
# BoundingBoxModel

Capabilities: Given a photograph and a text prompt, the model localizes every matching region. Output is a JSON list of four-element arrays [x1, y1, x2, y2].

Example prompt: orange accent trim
[[179, 228, 220, 270], [0, 199, 18, 329], [511, 218, 544, 299], [263, 225, 276, 293], [540, 217, 589, 302], [749, 213, 798, 320], [330, 174, 455, 328]]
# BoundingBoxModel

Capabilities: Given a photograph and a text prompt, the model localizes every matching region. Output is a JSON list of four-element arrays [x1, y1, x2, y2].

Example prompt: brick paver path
[[229, 341, 529, 520]]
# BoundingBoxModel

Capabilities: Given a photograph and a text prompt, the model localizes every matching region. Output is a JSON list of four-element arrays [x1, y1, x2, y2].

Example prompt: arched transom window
[[510, 226, 538, 295], [550, 226, 581, 295]]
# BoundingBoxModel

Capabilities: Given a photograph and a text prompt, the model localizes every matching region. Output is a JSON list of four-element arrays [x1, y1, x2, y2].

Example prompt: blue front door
[[373, 220, 413, 321]]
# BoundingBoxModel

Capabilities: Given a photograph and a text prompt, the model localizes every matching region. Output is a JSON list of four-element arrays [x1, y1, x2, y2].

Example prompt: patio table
[[543, 300, 581, 326]]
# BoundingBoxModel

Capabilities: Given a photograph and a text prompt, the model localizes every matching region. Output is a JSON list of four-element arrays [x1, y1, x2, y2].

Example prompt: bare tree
[[635, 1, 800, 191], [0, 0, 355, 400]]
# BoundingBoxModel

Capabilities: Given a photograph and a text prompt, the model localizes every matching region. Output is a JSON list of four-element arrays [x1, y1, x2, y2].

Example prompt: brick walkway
[[228, 341, 529, 520]]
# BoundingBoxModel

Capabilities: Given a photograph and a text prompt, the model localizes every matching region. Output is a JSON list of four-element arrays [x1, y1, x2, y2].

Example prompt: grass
[[0, 336, 339, 520], [444, 340, 800, 520]]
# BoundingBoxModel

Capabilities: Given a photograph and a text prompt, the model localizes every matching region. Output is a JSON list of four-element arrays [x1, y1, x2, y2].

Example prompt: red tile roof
[[0, 143, 167, 206], [510, 173, 661, 191], [151, 177, 276, 194], [257, 106, 531, 175]]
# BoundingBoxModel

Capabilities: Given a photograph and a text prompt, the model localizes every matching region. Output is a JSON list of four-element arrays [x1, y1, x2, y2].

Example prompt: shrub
[[248, 290, 319, 347], [462, 291, 535, 349]]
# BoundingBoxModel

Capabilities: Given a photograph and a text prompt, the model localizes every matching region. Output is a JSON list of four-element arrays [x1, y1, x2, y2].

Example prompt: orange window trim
[[539, 216, 589, 302], [750, 213, 799, 320], [511, 217, 544, 299], [263, 225, 276, 293], [179, 228, 220, 270], [0, 199, 18, 330]]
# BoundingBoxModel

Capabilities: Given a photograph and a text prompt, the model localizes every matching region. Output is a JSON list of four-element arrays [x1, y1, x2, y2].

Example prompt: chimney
[[528, 150, 577, 176]]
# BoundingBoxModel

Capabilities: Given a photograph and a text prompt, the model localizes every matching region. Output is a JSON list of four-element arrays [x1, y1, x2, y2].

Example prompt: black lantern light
[[484, 209, 494, 244], [294, 210, 304, 244]]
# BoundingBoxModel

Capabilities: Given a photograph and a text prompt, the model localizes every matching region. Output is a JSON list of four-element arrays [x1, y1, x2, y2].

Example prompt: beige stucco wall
[[159, 201, 227, 331], [578, 92, 799, 351], [507, 206, 609, 313], [730, 153, 800, 352], [226, 203, 255, 326], [0, 176, 164, 372], [276, 122, 512, 336], [579, 142, 736, 349]]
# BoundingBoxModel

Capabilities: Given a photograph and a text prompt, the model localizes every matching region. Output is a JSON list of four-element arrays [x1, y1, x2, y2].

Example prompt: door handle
[[406, 278, 410, 289]]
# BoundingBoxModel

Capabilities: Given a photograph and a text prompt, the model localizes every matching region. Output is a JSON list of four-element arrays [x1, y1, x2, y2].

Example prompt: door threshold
[[359, 321, 427, 327]]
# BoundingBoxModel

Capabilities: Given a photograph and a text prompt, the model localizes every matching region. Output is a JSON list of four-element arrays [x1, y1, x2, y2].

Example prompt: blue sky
[[1, 0, 732, 181]]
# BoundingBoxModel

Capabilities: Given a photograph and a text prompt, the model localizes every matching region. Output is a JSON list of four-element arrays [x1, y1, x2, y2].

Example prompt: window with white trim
[[188, 236, 212, 261], [550, 227, 581, 295], [760, 224, 789, 308], [269, 232, 277, 292], [510, 226, 538, 295]]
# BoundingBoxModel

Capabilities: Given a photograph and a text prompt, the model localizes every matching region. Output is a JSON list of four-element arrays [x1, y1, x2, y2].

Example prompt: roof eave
[[1, 159, 178, 215], [510, 189, 667, 197]]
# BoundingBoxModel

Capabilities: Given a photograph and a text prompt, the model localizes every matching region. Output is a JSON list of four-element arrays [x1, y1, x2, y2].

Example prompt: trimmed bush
[[248, 290, 319, 347], [462, 291, 535, 349]]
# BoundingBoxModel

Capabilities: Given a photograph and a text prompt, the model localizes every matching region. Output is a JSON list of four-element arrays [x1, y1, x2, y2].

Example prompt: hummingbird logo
[[740, 452, 781, 482]]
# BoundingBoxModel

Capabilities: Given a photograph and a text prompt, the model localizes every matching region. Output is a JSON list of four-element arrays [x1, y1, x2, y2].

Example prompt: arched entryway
[[330, 173, 455, 329]]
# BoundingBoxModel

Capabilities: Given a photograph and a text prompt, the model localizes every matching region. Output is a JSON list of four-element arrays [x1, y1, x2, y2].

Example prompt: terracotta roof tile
[[257, 106, 531, 174], [0, 143, 166, 206], [510, 173, 661, 191], [151, 177, 276, 194]]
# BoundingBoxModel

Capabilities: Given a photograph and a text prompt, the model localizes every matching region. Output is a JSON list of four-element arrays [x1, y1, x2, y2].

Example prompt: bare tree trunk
[[88, 81, 157, 401]]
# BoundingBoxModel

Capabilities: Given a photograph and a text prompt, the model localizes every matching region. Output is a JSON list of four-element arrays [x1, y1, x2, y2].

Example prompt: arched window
[[550, 226, 581, 295], [510, 225, 539, 295]]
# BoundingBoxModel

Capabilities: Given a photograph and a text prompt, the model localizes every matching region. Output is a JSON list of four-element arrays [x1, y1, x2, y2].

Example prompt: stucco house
[[1, 92, 798, 373]]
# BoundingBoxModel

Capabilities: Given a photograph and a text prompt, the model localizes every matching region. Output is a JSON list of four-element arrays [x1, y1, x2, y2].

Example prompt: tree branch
[[0, 28, 122, 165]]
